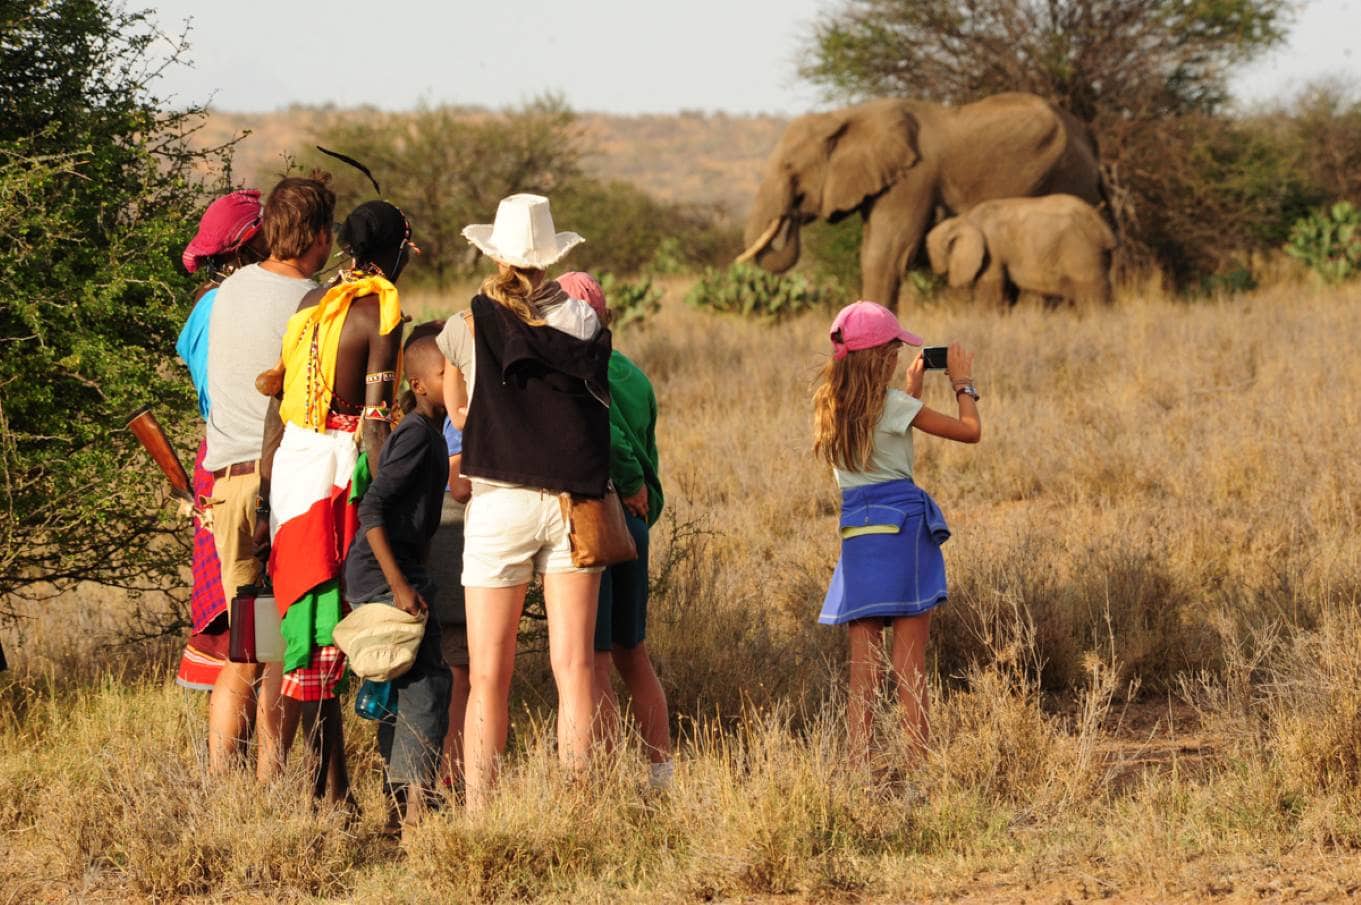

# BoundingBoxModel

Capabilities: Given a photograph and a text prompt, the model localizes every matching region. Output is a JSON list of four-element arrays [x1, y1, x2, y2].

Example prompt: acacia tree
[[800, 0, 1295, 278], [802, 0, 1289, 122], [1, 1, 226, 618], [312, 97, 583, 287]]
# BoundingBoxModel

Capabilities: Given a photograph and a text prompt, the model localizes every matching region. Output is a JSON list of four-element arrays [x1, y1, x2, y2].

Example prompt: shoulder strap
[[460, 308, 474, 338]]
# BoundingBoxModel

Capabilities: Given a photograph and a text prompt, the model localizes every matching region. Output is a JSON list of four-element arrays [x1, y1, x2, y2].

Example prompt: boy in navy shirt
[[343, 333, 451, 829]]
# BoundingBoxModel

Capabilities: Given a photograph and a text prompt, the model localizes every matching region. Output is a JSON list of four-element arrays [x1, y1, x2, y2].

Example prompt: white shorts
[[461, 481, 604, 588]]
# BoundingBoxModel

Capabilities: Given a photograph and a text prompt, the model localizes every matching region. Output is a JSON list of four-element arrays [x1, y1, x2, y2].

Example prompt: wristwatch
[[955, 383, 981, 401]]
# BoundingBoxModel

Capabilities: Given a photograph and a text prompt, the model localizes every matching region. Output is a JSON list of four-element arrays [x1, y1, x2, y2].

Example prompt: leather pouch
[[558, 485, 638, 568]]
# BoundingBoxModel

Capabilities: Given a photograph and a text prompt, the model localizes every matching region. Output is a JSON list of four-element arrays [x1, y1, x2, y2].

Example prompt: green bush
[[685, 265, 833, 321], [598, 274, 661, 328], [1, 2, 223, 612], [555, 178, 738, 278], [801, 218, 862, 292], [1286, 201, 1361, 283]]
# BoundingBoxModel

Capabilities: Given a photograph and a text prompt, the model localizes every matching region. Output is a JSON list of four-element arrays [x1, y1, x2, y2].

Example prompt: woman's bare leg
[[847, 619, 885, 764], [543, 570, 601, 774], [463, 584, 527, 812], [890, 612, 933, 760], [612, 642, 670, 764]]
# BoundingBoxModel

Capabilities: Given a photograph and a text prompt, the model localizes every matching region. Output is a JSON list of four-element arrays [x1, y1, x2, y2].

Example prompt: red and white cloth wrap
[[280, 643, 348, 702], [269, 412, 361, 702], [267, 413, 362, 614]]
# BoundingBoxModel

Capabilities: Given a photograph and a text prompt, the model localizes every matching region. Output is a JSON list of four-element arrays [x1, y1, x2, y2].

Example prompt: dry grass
[[4, 280, 1361, 902]]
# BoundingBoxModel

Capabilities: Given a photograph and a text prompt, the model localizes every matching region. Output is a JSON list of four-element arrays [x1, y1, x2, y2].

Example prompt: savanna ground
[[4, 278, 1361, 903]]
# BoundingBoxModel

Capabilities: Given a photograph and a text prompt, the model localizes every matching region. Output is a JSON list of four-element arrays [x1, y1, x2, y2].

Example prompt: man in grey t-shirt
[[203, 175, 335, 780]]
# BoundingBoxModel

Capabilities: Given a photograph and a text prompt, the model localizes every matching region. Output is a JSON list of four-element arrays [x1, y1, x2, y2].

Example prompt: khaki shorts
[[208, 468, 261, 603], [462, 482, 603, 588]]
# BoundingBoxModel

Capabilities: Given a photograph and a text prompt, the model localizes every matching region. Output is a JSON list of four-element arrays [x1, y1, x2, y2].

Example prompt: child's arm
[[910, 343, 982, 443], [365, 524, 428, 617], [449, 452, 472, 503], [355, 423, 430, 617], [444, 364, 469, 431]]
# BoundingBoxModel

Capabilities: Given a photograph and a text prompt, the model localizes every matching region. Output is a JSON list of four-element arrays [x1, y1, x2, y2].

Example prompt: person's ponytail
[[481, 265, 546, 326]]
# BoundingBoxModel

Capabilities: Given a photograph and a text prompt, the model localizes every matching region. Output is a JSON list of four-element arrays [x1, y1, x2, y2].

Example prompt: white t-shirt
[[833, 388, 925, 489]]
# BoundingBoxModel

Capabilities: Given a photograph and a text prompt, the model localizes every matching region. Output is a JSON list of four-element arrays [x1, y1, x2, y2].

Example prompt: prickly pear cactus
[[1286, 202, 1361, 284], [684, 264, 832, 321]]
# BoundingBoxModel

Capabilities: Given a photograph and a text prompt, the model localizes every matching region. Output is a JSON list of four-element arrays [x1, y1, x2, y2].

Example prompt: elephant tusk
[[735, 217, 784, 264]]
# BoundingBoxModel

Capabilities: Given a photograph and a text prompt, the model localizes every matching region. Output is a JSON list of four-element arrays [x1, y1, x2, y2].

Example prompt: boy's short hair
[[403, 333, 445, 384], [263, 173, 336, 260]]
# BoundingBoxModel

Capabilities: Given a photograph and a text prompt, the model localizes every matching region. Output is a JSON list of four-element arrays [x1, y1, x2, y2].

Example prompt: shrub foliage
[[685, 265, 833, 321], [0, 2, 222, 611], [311, 102, 738, 286]]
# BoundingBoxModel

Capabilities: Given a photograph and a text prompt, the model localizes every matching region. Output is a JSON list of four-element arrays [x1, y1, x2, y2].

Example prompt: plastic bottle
[[354, 679, 397, 723]]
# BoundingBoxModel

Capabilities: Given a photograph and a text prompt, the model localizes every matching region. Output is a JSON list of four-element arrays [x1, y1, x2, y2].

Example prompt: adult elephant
[[738, 93, 1105, 310]]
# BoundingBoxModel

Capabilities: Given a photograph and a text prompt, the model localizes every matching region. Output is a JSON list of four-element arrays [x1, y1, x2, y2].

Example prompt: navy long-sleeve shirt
[[344, 412, 450, 603]]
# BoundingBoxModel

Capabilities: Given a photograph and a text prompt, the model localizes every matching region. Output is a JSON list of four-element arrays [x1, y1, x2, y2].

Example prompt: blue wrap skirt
[[818, 479, 950, 625]]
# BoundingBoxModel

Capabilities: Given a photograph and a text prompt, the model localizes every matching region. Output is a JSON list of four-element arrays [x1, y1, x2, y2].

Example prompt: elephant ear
[[947, 223, 987, 288], [820, 101, 921, 219]]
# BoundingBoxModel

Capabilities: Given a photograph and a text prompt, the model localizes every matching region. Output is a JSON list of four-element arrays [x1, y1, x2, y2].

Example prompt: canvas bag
[[332, 603, 425, 682]]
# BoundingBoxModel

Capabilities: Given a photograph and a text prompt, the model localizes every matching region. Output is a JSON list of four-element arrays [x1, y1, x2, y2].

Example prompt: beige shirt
[[434, 294, 600, 400]]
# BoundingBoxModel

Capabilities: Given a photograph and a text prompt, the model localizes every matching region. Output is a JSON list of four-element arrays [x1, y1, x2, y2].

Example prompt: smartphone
[[922, 346, 949, 370]]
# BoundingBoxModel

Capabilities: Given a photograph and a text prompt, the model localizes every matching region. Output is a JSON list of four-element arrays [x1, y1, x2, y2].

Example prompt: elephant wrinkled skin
[[926, 194, 1117, 307], [740, 93, 1106, 310]]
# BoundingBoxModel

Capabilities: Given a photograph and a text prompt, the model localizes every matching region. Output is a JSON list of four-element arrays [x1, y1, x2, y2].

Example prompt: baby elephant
[[926, 194, 1116, 307]]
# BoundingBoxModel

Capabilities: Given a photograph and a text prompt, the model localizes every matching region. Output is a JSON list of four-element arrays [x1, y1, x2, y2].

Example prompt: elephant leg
[[973, 274, 1007, 308], [861, 180, 934, 310], [970, 261, 1008, 308]]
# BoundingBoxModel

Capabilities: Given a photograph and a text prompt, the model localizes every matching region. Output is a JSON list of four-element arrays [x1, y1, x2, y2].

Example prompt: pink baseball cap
[[182, 189, 263, 273], [829, 301, 923, 360], [558, 271, 607, 321]]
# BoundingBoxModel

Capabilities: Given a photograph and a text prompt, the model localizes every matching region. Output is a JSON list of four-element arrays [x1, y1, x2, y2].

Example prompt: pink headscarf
[[182, 189, 263, 273], [557, 271, 607, 322]]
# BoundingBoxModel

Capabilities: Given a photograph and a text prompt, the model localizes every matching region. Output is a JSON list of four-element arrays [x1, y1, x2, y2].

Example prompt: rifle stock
[[126, 407, 195, 506]]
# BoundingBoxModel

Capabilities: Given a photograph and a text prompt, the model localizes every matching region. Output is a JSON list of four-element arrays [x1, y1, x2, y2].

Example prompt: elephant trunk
[[925, 223, 951, 276], [740, 177, 802, 273]]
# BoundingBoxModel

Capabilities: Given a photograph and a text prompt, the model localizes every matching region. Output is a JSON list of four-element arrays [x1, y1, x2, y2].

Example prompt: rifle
[[125, 407, 196, 509]]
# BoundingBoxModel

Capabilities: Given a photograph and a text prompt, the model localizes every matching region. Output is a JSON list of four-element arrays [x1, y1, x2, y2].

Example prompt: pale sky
[[152, 0, 1359, 115]]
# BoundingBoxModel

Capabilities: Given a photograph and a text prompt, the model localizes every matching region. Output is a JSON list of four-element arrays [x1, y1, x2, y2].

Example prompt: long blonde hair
[[481, 264, 547, 326], [812, 343, 901, 471]]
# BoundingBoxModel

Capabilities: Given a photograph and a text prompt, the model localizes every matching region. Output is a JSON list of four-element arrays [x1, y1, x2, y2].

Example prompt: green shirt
[[833, 388, 924, 489], [607, 351, 664, 526]]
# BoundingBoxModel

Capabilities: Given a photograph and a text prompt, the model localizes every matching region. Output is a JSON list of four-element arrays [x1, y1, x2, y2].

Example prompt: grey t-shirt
[[833, 388, 925, 489], [203, 264, 318, 471]]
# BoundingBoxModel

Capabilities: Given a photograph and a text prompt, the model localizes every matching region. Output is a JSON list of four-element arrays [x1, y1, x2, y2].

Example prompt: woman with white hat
[[435, 193, 608, 809]]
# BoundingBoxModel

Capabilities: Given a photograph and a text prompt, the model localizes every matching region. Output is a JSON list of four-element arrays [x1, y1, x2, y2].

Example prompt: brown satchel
[[559, 485, 638, 568]]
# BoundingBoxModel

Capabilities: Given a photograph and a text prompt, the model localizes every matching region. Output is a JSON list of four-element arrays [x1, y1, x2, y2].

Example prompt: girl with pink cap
[[811, 300, 981, 767]]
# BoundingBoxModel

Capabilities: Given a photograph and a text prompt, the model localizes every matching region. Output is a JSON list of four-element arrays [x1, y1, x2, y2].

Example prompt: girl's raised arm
[[910, 343, 981, 444]]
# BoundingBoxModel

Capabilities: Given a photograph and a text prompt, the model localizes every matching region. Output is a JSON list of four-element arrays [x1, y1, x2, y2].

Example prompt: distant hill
[[191, 107, 791, 222]]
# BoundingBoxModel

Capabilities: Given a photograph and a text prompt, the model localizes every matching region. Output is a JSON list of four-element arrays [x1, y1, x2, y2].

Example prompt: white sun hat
[[462, 193, 584, 269]]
